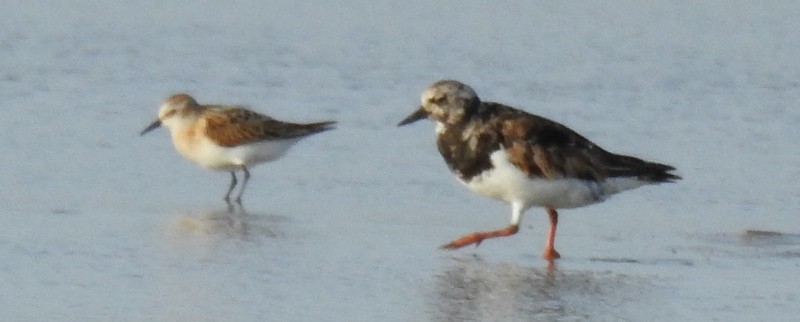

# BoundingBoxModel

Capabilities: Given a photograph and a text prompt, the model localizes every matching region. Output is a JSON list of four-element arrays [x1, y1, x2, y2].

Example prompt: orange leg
[[440, 225, 520, 249], [542, 208, 561, 260]]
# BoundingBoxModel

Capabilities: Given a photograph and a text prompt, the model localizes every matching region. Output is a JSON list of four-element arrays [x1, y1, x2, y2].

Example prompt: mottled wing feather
[[204, 106, 335, 147], [437, 101, 678, 183], [436, 121, 498, 180], [490, 102, 678, 183], [494, 104, 605, 181], [599, 152, 681, 182]]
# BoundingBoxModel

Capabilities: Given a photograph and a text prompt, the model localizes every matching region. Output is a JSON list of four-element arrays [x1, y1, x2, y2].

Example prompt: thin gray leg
[[235, 166, 250, 203], [224, 171, 238, 202]]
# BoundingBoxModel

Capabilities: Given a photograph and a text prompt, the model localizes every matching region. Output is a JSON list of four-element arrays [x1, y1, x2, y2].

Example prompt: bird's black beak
[[140, 119, 162, 136], [397, 106, 428, 126]]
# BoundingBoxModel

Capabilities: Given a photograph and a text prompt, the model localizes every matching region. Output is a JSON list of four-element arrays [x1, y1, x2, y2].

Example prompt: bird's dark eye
[[429, 95, 447, 105], [164, 109, 177, 118]]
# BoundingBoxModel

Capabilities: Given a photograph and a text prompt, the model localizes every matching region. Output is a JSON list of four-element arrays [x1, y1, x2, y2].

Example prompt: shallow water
[[2, 1, 799, 321]]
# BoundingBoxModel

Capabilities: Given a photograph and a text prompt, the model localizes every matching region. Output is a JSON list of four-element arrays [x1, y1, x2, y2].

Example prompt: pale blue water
[[1, 1, 799, 321]]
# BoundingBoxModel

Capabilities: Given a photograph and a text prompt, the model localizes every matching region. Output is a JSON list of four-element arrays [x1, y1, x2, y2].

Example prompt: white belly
[[462, 150, 648, 209], [174, 135, 299, 171]]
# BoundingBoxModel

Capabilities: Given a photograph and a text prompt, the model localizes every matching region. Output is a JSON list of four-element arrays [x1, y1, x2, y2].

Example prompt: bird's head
[[141, 93, 200, 136], [398, 80, 480, 127]]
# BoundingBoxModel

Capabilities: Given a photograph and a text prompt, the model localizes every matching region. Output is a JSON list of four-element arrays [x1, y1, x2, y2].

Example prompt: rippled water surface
[[2, 1, 799, 321]]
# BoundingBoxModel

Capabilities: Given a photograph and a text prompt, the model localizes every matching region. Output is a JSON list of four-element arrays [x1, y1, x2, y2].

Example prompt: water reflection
[[430, 255, 642, 322], [691, 229, 800, 259], [738, 229, 800, 259], [166, 202, 287, 240], [739, 229, 800, 247]]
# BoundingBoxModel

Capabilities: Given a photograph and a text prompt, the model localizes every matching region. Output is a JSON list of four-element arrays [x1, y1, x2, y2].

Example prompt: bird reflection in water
[[168, 201, 286, 239], [429, 255, 639, 322]]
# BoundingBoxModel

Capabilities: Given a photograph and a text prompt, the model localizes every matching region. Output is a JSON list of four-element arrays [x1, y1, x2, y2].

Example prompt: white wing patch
[[462, 149, 650, 210]]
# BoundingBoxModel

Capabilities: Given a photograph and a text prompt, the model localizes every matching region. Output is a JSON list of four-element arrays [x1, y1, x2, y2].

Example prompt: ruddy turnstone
[[398, 80, 680, 260], [141, 94, 335, 203]]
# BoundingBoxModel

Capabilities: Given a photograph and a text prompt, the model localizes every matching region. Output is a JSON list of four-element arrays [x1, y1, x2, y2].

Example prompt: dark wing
[[204, 106, 335, 147], [595, 152, 681, 182], [490, 102, 679, 183]]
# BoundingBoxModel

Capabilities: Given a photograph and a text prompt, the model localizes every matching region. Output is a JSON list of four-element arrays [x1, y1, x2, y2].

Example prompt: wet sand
[[2, 1, 799, 321]]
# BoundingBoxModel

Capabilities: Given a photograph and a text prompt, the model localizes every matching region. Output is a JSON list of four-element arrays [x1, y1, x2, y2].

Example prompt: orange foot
[[440, 232, 487, 249], [542, 248, 561, 261], [440, 225, 519, 249]]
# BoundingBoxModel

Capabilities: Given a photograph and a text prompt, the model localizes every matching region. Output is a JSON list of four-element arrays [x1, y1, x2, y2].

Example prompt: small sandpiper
[[141, 94, 335, 203]]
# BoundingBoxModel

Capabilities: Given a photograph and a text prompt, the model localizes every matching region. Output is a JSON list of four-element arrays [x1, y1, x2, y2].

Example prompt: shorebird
[[398, 80, 679, 260], [141, 94, 335, 203]]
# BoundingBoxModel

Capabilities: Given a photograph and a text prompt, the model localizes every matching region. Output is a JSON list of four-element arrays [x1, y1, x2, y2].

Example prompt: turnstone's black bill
[[141, 94, 336, 203], [398, 80, 680, 261]]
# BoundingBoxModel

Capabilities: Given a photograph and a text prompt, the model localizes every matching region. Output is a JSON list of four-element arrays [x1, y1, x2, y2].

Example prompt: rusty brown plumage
[[435, 101, 679, 183], [398, 80, 682, 261], [203, 107, 335, 147], [142, 93, 336, 203]]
